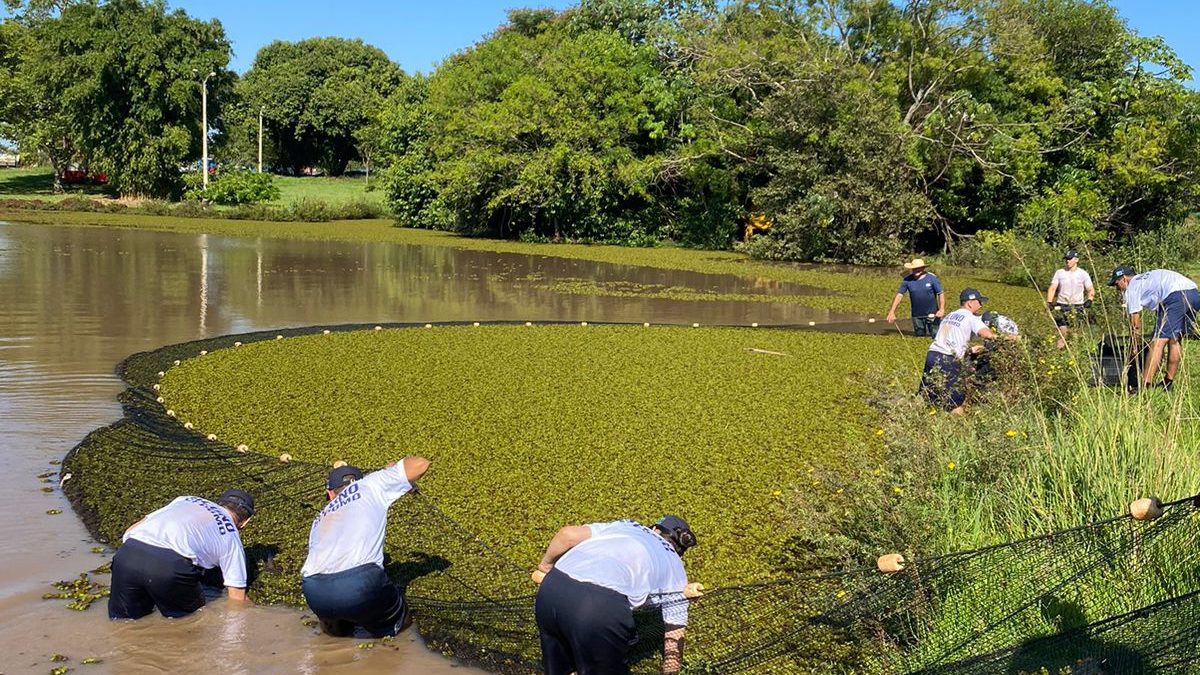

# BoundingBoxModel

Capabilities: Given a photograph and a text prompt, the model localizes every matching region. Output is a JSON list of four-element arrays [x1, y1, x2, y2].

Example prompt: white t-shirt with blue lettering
[[1123, 270, 1198, 314], [554, 520, 690, 626], [301, 463, 414, 577], [125, 496, 248, 588], [929, 308, 988, 358]]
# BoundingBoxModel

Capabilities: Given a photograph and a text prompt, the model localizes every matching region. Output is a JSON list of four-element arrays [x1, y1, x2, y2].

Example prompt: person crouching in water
[[301, 457, 430, 637], [920, 288, 999, 416], [533, 515, 698, 675], [109, 489, 255, 619]]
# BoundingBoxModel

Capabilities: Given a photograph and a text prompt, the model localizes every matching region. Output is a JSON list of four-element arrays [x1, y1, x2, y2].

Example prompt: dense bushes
[[184, 171, 280, 205], [378, 1, 1200, 263]]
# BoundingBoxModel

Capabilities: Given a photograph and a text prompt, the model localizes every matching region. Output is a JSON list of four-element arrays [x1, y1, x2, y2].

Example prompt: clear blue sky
[[164, 0, 1197, 84]]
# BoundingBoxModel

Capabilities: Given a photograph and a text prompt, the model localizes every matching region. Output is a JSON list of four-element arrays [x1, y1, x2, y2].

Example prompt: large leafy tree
[[237, 38, 404, 176], [2, 0, 232, 198]]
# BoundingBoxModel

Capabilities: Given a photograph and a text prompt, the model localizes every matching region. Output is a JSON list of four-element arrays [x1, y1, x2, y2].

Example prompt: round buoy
[[581, 321, 588, 326], [374, 326, 382, 331], [156, 397, 164, 404], [684, 582, 705, 598], [425, 323, 432, 329], [751, 322, 759, 328], [166, 409, 176, 417], [332, 460, 348, 469], [877, 553, 905, 574], [323, 329, 331, 335], [1130, 497, 1164, 521], [473, 322, 480, 327], [643, 322, 650, 327], [868, 318, 877, 324], [153, 384, 161, 391], [525, 321, 533, 327], [199, 350, 208, 356], [276, 335, 283, 340], [157, 371, 165, 378], [173, 359, 181, 366], [183, 422, 194, 430], [279, 453, 292, 463], [692, 323, 700, 328], [234, 341, 242, 347], [206, 434, 217, 441], [808, 321, 816, 327], [236, 444, 249, 453]]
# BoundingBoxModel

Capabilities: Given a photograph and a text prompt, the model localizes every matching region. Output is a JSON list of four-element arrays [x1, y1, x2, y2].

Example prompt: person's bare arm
[[886, 293, 904, 323], [1129, 312, 1142, 357], [935, 293, 945, 318], [977, 327, 997, 342], [1046, 281, 1058, 305], [537, 525, 592, 574], [662, 626, 686, 675]]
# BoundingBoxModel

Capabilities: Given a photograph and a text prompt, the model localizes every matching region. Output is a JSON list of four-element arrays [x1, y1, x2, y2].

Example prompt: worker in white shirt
[[109, 489, 255, 619], [301, 457, 430, 637], [1108, 266, 1199, 391], [920, 288, 1000, 415], [1046, 250, 1095, 348], [533, 515, 698, 675]]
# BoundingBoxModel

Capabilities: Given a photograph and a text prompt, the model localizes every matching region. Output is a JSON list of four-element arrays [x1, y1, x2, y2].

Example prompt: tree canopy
[[379, 0, 1200, 262], [236, 37, 405, 176]]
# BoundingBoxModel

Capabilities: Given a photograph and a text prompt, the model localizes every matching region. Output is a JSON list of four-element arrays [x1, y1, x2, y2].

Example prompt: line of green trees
[[0, 0, 405, 197], [379, 0, 1200, 262], [3, 0, 1198, 262]]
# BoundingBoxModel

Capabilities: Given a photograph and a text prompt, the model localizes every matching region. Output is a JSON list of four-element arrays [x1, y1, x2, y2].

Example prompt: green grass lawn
[[0, 166, 110, 200], [270, 174, 385, 206]]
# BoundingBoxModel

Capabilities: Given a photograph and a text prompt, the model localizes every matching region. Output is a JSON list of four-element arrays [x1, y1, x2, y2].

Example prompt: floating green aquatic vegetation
[[42, 487, 54, 493], [90, 546, 105, 554], [46, 509, 62, 515], [50, 667, 69, 675], [43, 573, 110, 611], [81, 658, 101, 665], [49, 655, 67, 663]]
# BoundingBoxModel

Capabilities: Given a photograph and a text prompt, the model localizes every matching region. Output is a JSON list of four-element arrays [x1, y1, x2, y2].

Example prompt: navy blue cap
[[327, 465, 363, 490], [1107, 265, 1135, 286], [959, 288, 988, 304], [218, 489, 255, 517], [655, 515, 697, 555], [1064, 250, 1078, 260]]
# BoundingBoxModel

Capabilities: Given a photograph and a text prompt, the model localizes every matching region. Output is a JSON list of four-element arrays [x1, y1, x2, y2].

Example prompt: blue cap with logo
[[1107, 265, 1135, 286], [959, 288, 988, 304], [1064, 250, 1078, 260]]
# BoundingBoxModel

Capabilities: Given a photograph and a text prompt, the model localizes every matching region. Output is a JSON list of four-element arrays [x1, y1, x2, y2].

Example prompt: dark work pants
[[535, 568, 636, 675], [108, 538, 205, 619], [302, 563, 409, 638]]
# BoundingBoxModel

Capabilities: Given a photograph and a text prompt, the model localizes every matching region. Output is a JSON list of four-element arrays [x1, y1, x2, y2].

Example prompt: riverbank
[[0, 207, 1044, 316]]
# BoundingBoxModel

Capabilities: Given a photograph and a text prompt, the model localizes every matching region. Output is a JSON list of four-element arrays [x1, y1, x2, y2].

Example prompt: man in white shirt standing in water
[[109, 488, 255, 619], [1046, 250, 1095, 348], [920, 288, 999, 415], [533, 515, 698, 675], [1108, 266, 1199, 392], [301, 457, 430, 637]]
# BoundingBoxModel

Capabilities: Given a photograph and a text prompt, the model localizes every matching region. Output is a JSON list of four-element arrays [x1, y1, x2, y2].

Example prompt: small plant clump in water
[[51, 667, 70, 675], [81, 657, 102, 664], [43, 573, 110, 611], [46, 509, 62, 515]]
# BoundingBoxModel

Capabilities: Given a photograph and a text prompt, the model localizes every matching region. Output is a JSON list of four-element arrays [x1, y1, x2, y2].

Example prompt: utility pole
[[194, 69, 216, 189], [257, 106, 265, 174]]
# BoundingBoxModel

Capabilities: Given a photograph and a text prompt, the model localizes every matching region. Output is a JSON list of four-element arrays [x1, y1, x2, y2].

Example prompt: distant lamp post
[[257, 106, 265, 174], [193, 69, 216, 188]]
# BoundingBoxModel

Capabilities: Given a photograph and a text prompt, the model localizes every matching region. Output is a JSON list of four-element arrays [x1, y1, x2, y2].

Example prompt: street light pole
[[257, 106, 264, 174], [193, 69, 216, 189]]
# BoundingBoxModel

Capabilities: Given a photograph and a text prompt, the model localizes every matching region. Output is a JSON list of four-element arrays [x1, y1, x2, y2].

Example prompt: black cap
[[655, 515, 697, 556], [1064, 250, 1078, 260], [218, 489, 255, 517], [981, 311, 996, 325], [327, 465, 363, 490], [1107, 265, 1135, 286], [959, 288, 988, 304]]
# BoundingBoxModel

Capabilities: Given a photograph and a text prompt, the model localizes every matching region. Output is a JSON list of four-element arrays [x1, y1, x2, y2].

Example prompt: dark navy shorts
[[535, 568, 636, 675], [920, 351, 965, 410], [302, 563, 409, 638], [1153, 289, 1200, 340], [109, 538, 206, 619], [1052, 303, 1087, 328]]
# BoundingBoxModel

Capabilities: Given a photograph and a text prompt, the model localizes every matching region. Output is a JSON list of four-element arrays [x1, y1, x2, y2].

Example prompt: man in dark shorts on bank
[[920, 288, 999, 415], [533, 515, 698, 675], [886, 258, 945, 337], [108, 489, 255, 619], [1108, 266, 1199, 391], [300, 457, 430, 637]]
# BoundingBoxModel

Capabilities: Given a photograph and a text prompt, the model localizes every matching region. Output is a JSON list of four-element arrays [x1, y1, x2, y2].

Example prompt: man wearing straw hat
[[886, 258, 945, 337]]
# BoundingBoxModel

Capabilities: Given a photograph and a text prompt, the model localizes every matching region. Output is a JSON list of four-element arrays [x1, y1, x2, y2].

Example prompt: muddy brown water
[[0, 220, 873, 673]]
